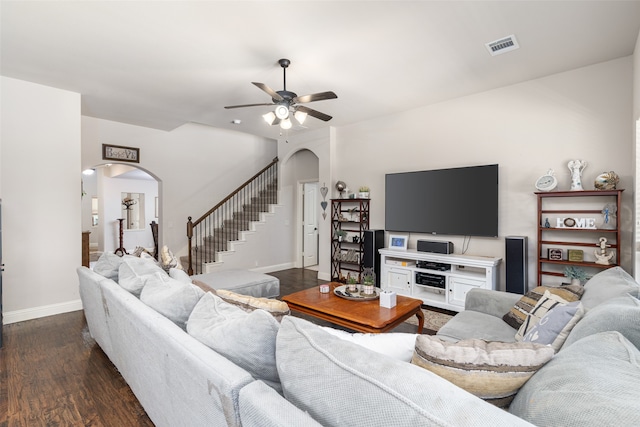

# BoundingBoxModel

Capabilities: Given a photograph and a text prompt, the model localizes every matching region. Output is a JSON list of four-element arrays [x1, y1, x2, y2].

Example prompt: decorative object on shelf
[[544, 218, 551, 228], [388, 234, 408, 250], [335, 229, 347, 242], [556, 217, 596, 229], [346, 274, 358, 292], [348, 207, 359, 221], [352, 236, 359, 243], [320, 183, 329, 220], [594, 237, 614, 265], [361, 268, 376, 296], [564, 265, 588, 286], [563, 217, 576, 227], [548, 248, 563, 260], [567, 249, 584, 262], [567, 159, 587, 191], [594, 171, 619, 190], [535, 169, 558, 192], [601, 203, 617, 230], [335, 181, 347, 198], [358, 186, 370, 198]]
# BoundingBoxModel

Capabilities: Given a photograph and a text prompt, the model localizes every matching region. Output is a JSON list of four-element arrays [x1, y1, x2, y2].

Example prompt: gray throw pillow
[[581, 266, 640, 310], [563, 293, 640, 349], [187, 292, 281, 391], [510, 331, 640, 426], [92, 252, 125, 281], [522, 300, 584, 352], [118, 255, 166, 297], [139, 272, 204, 330]]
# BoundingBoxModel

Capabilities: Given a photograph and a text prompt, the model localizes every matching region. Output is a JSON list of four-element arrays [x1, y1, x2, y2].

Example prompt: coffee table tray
[[334, 285, 380, 301]]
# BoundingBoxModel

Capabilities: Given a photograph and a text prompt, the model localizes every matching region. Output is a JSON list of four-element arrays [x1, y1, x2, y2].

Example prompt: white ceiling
[[2, 1, 640, 140]]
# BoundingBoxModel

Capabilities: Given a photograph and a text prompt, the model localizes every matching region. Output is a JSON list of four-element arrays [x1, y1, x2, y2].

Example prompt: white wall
[[1, 77, 82, 322], [336, 57, 634, 290], [81, 117, 278, 258]]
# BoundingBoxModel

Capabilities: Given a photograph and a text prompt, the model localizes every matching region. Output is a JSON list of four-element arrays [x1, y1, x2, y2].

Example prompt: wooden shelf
[[330, 199, 370, 283]]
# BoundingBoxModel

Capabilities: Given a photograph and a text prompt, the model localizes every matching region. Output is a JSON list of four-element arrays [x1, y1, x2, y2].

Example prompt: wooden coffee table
[[282, 283, 424, 333]]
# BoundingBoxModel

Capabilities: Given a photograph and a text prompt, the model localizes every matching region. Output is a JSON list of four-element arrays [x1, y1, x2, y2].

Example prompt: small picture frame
[[102, 144, 140, 163], [568, 249, 584, 262], [388, 234, 408, 251], [548, 248, 563, 260]]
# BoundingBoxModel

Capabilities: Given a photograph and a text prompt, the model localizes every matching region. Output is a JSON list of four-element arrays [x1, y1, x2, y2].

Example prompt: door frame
[[296, 179, 320, 268]]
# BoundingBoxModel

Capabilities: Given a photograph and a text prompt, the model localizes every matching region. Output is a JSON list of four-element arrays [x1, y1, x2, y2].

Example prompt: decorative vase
[[362, 283, 375, 295], [567, 160, 587, 191], [347, 283, 358, 292], [570, 278, 581, 286], [359, 192, 369, 199]]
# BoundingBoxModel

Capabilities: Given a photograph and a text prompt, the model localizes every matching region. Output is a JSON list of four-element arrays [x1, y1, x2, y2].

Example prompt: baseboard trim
[[252, 262, 295, 274], [4, 299, 83, 325], [317, 271, 331, 281]]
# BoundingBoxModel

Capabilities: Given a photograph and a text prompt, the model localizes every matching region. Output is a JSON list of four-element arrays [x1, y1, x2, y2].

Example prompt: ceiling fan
[[224, 58, 338, 129]]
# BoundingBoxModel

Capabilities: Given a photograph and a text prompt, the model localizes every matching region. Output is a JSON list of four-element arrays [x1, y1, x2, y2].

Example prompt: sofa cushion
[[522, 300, 584, 352], [320, 327, 418, 362], [169, 267, 192, 283], [139, 272, 205, 330], [563, 293, 640, 349], [580, 266, 640, 311], [510, 331, 640, 425], [187, 292, 281, 391], [92, 251, 125, 281], [276, 316, 534, 427], [502, 284, 583, 329], [437, 310, 517, 343], [118, 255, 166, 297], [411, 335, 554, 408]]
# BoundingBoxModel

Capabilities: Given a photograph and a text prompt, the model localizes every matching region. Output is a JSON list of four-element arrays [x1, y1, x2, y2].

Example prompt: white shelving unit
[[379, 248, 501, 312]]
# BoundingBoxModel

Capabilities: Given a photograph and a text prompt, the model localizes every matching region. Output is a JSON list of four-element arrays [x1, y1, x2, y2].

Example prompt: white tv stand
[[379, 248, 501, 312]]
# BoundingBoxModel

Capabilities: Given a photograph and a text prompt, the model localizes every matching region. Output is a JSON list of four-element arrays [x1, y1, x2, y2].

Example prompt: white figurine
[[594, 237, 614, 265], [568, 160, 587, 191]]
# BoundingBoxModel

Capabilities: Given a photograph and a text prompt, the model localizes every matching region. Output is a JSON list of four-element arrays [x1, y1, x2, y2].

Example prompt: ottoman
[[191, 269, 280, 298]]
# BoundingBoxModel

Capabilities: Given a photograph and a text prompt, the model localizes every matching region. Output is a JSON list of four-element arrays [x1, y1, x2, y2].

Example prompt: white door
[[303, 182, 319, 267]]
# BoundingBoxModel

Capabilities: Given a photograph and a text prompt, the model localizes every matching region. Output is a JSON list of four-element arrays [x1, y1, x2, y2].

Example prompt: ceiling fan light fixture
[[262, 111, 276, 125], [274, 104, 289, 120], [280, 118, 292, 130], [294, 110, 307, 125]]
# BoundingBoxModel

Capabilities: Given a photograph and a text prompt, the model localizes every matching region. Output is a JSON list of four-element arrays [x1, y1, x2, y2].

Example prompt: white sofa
[[78, 257, 640, 427]]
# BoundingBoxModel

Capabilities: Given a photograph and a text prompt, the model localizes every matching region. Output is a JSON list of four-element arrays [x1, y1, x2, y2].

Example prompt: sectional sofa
[[78, 253, 640, 426]]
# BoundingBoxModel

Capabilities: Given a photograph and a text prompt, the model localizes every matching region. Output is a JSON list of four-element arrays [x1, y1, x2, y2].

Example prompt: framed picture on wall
[[102, 144, 140, 163], [388, 234, 408, 250]]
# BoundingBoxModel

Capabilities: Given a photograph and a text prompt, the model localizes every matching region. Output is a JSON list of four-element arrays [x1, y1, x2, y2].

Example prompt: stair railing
[[186, 157, 278, 275]]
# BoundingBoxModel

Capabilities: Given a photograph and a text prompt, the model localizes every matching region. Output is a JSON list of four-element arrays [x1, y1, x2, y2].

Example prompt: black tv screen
[[385, 164, 498, 237]]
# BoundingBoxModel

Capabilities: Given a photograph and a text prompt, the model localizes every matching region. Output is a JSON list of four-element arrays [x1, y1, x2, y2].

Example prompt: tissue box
[[380, 290, 397, 308]]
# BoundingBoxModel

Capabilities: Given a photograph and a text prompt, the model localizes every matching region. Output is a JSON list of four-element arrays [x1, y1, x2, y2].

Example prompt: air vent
[[485, 35, 519, 56]]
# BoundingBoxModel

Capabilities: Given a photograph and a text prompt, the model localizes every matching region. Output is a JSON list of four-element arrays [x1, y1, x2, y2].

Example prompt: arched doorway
[[81, 163, 161, 262]]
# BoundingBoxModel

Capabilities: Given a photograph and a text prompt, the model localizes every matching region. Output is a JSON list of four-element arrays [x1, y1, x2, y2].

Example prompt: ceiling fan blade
[[296, 105, 333, 122], [294, 91, 338, 104], [252, 82, 284, 101], [224, 103, 273, 109]]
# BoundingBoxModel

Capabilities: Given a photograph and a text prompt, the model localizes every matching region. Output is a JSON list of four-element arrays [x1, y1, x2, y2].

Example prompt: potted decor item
[[358, 186, 370, 198], [361, 267, 376, 295], [335, 229, 347, 242], [564, 265, 588, 286], [346, 274, 358, 292]]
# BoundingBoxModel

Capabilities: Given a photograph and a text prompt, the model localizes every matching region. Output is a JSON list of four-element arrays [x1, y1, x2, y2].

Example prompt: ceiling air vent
[[485, 35, 519, 56]]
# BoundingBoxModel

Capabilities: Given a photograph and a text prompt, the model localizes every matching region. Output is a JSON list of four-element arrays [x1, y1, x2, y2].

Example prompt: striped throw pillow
[[502, 284, 584, 329]]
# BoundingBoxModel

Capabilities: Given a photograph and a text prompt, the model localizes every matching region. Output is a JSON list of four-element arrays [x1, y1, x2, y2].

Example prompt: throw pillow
[[522, 300, 584, 352], [169, 267, 192, 284], [160, 245, 182, 272], [515, 290, 570, 341], [411, 335, 554, 408], [502, 284, 584, 329], [510, 331, 640, 426], [187, 292, 281, 391], [580, 266, 640, 310], [214, 288, 290, 321], [92, 251, 125, 281], [320, 327, 418, 362], [139, 272, 204, 330], [563, 293, 640, 349], [118, 255, 166, 297]]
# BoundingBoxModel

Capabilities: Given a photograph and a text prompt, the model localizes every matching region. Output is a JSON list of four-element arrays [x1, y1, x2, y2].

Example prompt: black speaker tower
[[363, 230, 385, 287], [505, 236, 528, 294]]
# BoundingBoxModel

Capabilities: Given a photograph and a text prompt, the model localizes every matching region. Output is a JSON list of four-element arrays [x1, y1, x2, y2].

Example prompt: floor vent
[[485, 35, 519, 56]]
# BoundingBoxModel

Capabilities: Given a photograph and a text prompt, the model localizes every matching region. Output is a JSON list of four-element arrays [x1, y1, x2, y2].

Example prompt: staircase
[[185, 158, 279, 275]]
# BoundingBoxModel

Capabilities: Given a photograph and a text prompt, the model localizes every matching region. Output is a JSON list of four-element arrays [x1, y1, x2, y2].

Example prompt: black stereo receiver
[[416, 260, 451, 271], [415, 272, 446, 289]]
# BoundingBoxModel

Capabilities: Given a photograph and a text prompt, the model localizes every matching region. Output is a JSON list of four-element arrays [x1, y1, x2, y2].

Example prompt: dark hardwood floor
[[0, 267, 425, 426]]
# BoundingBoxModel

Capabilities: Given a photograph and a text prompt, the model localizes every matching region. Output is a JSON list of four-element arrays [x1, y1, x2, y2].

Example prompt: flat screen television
[[385, 164, 498, 237]]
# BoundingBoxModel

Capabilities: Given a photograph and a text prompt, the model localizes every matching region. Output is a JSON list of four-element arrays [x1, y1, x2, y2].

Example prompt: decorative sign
[[568, 249, 584, 262], [555, 217, 596, 229], [548, 248, 563, 260], [102, 144, 140, 163]]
